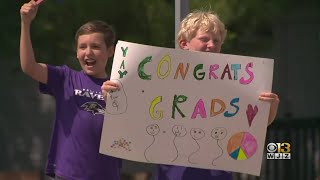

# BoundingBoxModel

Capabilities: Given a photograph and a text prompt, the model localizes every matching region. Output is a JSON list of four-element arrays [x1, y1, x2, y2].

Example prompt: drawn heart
[[246, 104, 258, 127]]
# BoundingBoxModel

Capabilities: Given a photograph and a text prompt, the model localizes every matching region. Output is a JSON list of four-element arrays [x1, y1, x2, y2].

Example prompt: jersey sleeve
[[39, 65, 70, 96]]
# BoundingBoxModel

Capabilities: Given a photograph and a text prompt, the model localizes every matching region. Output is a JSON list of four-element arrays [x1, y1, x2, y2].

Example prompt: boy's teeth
[[85, 60, 96, 66]]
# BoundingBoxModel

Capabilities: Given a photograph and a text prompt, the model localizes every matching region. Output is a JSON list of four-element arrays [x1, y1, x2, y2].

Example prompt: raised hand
[[259, 92, 280, 125], [101, 80, 119, 101], [20, 0, 40, 25]]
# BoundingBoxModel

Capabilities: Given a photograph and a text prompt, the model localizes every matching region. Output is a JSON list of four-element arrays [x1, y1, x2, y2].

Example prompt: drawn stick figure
[[211, 127, 227, 166], [112, 100, 119, 111], [171, 125, 187, 162], [188, 128, 205, 164], [106, 79, 128, 115], [144, 124, 160, 162]]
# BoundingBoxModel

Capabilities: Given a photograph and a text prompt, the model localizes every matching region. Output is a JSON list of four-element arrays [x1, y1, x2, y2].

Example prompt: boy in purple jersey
[[20, 1, 121, 180], [151, 10, 280, 180]]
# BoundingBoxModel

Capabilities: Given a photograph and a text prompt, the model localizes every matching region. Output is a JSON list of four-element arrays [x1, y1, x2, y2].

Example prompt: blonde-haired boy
[[154, 10, 279, 180]]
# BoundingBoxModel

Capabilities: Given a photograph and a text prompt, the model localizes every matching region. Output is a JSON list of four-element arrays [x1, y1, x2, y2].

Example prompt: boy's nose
[[207, 40, 215, 48], [85, 47, 93, 55]]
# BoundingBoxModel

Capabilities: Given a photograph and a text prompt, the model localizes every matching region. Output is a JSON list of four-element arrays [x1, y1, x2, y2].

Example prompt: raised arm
[[20, 0, 48, 84]]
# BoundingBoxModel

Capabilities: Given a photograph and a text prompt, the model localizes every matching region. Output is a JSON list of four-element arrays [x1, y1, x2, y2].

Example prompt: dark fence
[[233, 118, 320, 180], [0, 118, 319, 180]]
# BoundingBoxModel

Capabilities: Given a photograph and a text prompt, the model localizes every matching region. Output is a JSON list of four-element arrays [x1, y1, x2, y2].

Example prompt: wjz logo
[[266, 142, 291, 160]]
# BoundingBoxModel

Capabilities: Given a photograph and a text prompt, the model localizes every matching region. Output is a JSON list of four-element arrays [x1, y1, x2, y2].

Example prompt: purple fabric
[[155, 165, 232, 180], [40, 65, 121, 180]]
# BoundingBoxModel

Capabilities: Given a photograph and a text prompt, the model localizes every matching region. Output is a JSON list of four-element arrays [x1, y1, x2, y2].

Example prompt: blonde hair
[[177, 10, 227, 43]]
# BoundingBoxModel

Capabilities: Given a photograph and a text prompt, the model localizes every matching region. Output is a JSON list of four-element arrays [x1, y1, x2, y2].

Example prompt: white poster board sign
[[100, 40, 274, 176]]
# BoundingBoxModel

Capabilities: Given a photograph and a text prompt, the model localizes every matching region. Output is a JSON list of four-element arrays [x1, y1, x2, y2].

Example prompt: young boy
[[20, 1, 121, 180], [152, 10, 280, 180]]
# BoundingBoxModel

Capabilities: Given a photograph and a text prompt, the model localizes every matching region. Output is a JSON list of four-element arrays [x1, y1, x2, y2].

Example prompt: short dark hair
[[75, 20, 116, 48]]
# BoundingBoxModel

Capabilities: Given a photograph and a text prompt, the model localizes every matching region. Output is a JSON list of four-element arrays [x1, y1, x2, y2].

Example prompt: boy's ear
[[179, 40, 189, 50]]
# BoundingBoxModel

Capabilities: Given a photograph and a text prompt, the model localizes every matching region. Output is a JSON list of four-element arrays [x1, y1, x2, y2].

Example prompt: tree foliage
[[189, 0, 288, 54], [2, 0, 175, 73], [3, 0, 313, 67], [190, 0, 320, 55], [1, 0, 318, 170]]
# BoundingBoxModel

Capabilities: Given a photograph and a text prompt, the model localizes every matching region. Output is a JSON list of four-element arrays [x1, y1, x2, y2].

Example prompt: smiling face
[[109, 88, 120, 109], [177, 11, 227, 54], [172, 125, 187, 137], [190, 128, 205, 140], [180, 30, 222, 53], [109, 88, 120, 100], [211, 127, 227, 140], [146, 124, 160, 136], [76, 32, 114, 78]]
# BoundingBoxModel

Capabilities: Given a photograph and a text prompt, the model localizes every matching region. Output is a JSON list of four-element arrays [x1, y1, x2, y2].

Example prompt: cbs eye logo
[[267, 142, 291, 153], [266, 142, 291, 159]]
